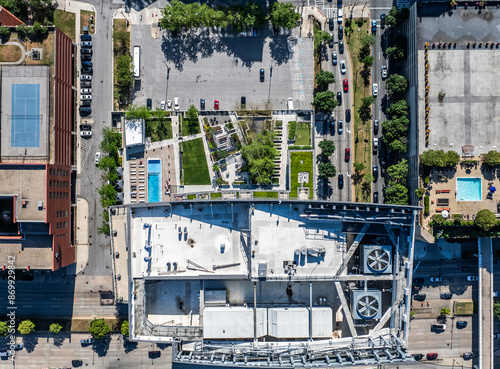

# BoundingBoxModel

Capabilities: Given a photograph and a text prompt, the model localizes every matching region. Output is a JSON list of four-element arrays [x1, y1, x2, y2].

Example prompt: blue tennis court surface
[[11, 84, 40, 148]]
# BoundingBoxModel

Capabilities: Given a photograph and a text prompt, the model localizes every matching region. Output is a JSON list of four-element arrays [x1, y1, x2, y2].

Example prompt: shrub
[[288, 121, 297, 140], [121, 320, 129, 337], [0, 321, 8, 336], [18, 320, 35, 335], [49, 323, 63, 334], [88, 318, 110, 339], [424, 196, 430, 216]]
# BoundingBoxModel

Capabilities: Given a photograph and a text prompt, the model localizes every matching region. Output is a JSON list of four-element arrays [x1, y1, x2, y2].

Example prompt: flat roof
[[124, 119, 144, 147], [0, 66, 50, 159]]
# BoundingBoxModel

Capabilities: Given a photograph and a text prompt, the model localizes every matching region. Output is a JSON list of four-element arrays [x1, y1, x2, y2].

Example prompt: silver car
[[81, 88, 92, 94], [340, 60, 346, 75], [80, 95, 92, 101], [372, 83, 378, 96], [381, 65, 388, 78]]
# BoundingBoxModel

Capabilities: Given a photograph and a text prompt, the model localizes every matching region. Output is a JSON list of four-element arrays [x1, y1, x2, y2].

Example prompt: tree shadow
[[360, 66, 371, 86], [123, 339, 138, 353], [22, 336, 38, 353], [92, 335, 111, 357], [53, 336, 65, 348], [269, 35, 293, 66]]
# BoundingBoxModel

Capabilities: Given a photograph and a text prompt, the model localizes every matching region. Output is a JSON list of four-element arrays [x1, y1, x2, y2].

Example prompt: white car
[[81, 41, 92, 47], [81, 74, 92, 81], [80, 95, 92, 101], [81, 88, 92, 94], [95, 152, 101, 165], [372, 83, 378, 96], [381, 65, 388, 79], [160, 101, 165, 110], [467, 276, 479, 281], [167, 100, 172, 109], [430, 277, 442, 283], [80, 131, 92, 138], [340, 60, 346, 75]]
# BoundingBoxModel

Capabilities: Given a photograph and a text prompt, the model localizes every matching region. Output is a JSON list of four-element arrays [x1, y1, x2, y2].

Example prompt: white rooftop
[[124, 118, 145, 147]]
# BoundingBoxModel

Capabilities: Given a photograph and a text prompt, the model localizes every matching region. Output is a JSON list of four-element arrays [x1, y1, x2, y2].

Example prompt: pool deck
[[423, 156, 500, 229]]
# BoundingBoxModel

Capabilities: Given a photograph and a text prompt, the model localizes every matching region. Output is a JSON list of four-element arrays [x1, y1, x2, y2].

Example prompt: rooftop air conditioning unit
[[362, 244, 392, 274], [351, 289, 382, 320]]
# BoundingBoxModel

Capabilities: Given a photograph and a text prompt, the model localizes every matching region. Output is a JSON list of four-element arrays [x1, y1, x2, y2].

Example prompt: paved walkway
[[480, 237, 493, 369]]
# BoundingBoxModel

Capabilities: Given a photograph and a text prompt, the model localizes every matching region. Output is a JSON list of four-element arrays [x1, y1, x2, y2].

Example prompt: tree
[[415, 187, 425, 198], [312, 90, 339, 114], [212, 164, 220, 173], [0, 26, 11, 38], [100, 127, 122, 161], [384, 182, 409, 205], [363, 173, 374, 184], [185, 105, 199, 134], [361, 55, 374, 67], [483, 150, 500, 167], [318, 162, 336, 178], [445, 150, 460, 167], [386, 35, 407, 60], [386, 74, 408, 98], [0, 0, 28, 20], [98, 156, 117, 172], [361, 34, 376, 47], [15, 24, 28, 38], [18, 320, 35, 335], [385, 6, 398, 26], [382, 116, 409, 144], [88, 318, 110, 339], [495, 302, 500, 320], [354, 162, 366, 173], [358, 96, 375, 122], [31, 22, 48, 38], [475, 209, 497, 231], [0, 321, 8, 336], [421, 150, 459, 167], [387, 159, 408, 183], [126, 104, 150, 120], [241, 130, 277, 184], [387, 138, 407, 153], [440, 307, 451, 317], [98, 184, 118, 208], [317, 30, 332, 44], [49, 323, 63, 334], [421, 150, 438, 167], [387, 99, 408, 118], [115, 54, 134, 101], [121, 320, 129, 337], [315, 70, 335, 91], [113, 30, 130, 55], [318, 140, 335, 156], [270, 2, 300, 29]]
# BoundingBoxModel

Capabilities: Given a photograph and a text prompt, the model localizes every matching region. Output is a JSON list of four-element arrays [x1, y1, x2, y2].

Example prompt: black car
[[373, 191, 379, 203], [337, 120, 343, 134], [81, 81, 92, 88], [338, 174, 344, 189], [414, 294, 426, 301], [330, 120, 335, 136], [81, 48, 92, 54], [373, 165, 378, 180], [339, 41, 344, 54], [440, 293, 453, 299], [380, 13, 386, 28], [149, 351, 161, 359], [329, 38, 334, 48], [260, 68, 265, 82], [81, 67, 93, 74], [200, 98, 205, 110], [72, 359, 83, 367], [338, 25, 343, 40], [241, 96, 246, 107], [80, 124, 91, 131], [147, 98, 152, 109], [458, 266, 471, 272], [81, 54, 91, 61], [337, 92, 342, 104], [79, 106, 91, 115], [345, 108, 351, 122], [338, 0, 342, 6], [329, 18, 334, 31], [81, 100, 91, 107], [374, 120, 379, 135], [412, 354, 423, 361], [456, 320, 468, 329], [80, 34, 91, 41]]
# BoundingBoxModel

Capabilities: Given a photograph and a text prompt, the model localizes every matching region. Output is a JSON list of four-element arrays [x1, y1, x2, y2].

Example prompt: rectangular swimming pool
[[148, 158, 161, 203], [456, 177, 481, 202]]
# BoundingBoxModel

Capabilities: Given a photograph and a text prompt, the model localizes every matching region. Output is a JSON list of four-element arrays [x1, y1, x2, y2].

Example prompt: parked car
[[80, 34, 92, 41], [80, 337, 94, 345], [241, 96, 246, 107], [13, 344, 23, 350], [330, 120, 335, 136], [338, 174, 344, 189], [431, 323, 446, 331], [149, 351, 161, 358], [81, 48, 92, 54], [332, 52, 337, 65], [458, 266, 471, 272], [0, 351, 12, 357], [81, 81, 92, 88], [493, 333, 500, 338], [381, 65, 388, 79], [80, 130, 92, 138], [456, 320, 468, 328], [81, 67, 93, 74], [329, 38, 334, 48], [414, 294, 426, 301], [345, 108, 351, 122], [373, 191, 379, 203], [337, 92, 342, 104], [372, 83, 378, 96], [72, 359, 83, 367], [80, 95, 92, 101], [80, 124, 91, 131], [329, 18, 334, 31], [380, 13, 386, 28], [260, 68, 265, 82], [340, 60, 346, 74], [338, 120, 343, 134], [147, 98, 152, 109], [412, 354, 423, 361], [94, 152, 101, 165], [343, 79, 349, 92], [81, 54, 92, 61], [345, 148, 350, 161], [214, 99, 219, 110], [81, 74, 92, 81], [372, 20, 377, 33], [81, 41, 92, 47], [467, 276, 479, 281], [440, 293, 453, 299], [430, 277, 442, 282], [167, 100, 172, 109], [81, 100, 91, 107], [339, 41, 344, 54], [200, 98, 205, 110], [338, 25, 343, 40], [426, 353, 438, 360], [80, 88, 92, 94], [374, 120, 379, 134], [373, 165, 378, 180], [82, 61, 93, 67], [463, 352, 475, 360], [373, 137, 379, 150]]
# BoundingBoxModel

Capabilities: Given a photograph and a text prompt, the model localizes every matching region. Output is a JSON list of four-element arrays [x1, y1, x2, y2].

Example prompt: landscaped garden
[[181, 138, 210, 185], [295, 123, 311, 146], [182, 105, 201, 136], [290, 151, 313, 198]]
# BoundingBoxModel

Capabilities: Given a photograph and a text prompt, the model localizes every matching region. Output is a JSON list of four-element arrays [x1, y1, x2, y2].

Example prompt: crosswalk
[[80, 136, 94, 166]]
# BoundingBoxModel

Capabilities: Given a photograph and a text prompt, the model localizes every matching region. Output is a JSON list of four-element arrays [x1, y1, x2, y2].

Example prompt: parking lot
[[131, 24, 314, 111]]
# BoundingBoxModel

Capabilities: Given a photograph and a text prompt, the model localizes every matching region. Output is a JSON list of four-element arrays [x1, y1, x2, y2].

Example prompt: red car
[[214, 100, 219, 110], [426, 353, 438, 360], [343, 79, 349, 93], [345, 148, 350, 161]]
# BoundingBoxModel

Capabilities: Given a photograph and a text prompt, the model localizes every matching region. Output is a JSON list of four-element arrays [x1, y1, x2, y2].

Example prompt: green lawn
[[253, 191, 279, 198], [182, 138, 210, 185], [210, 192, 222, 199], [145, 119, 172, 142], [187, 194, 197, 200], [54, 10, 76, 40], [295, 123, 311, 146], [454, 301, 474, 316], [181, 115, 201, 136], [290, 151, 313, 198]]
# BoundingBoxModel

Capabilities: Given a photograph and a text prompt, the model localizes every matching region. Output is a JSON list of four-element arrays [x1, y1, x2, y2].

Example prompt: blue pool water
[[148, 159, 161, 203], [456, 177, 482, 201]]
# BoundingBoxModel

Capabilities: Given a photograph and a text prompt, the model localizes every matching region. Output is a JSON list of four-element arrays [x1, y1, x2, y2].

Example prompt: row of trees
[[382, 99, 409, 153], [0, 23, 49, 40], [160, 1, 300, 32], [318, 140, 337, 178], [384, 159, 409, 205], [241, 130, 277, 185], [358, 34, 376, 86], [97, 127, 122, 235], [313, 70, 339, 113], [421, 149, 460, 168], [0, 319, 129, 338]]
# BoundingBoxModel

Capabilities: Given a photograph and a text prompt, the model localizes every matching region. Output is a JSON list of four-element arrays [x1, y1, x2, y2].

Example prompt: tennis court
[[11, 84, 40, 148]]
